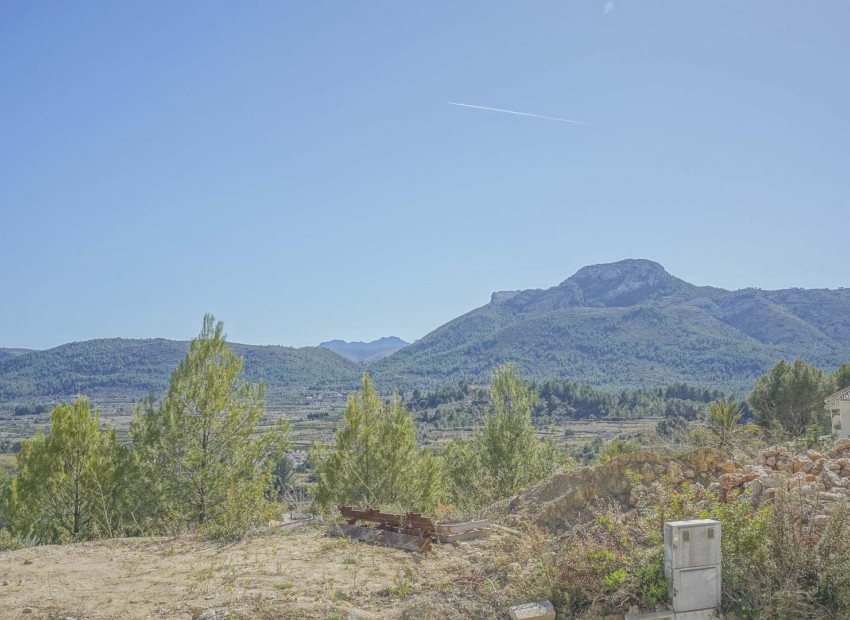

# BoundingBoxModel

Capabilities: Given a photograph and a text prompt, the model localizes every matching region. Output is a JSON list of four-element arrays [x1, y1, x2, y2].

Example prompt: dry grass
[[0, 523, 517, 619]]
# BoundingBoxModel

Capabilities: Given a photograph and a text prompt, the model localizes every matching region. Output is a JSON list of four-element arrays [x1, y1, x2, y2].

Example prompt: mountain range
[[319, 337, 409, 363], [372, 259, 850, 393], [2, 259, 848, 410]]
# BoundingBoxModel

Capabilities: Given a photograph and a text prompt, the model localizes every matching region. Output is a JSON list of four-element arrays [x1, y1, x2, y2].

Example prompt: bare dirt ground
[[0, 524, 510, 620]]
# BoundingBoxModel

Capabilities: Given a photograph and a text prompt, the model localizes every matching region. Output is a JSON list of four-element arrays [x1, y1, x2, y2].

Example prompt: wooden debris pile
[[329, 506, 490, 552]]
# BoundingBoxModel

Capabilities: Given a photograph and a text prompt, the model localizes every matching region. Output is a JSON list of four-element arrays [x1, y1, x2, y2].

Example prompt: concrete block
[[670, 565, 722, 613], [624, 611, 675, 620], [508, 600, 556, 620], [664, 519, 721, 576], [675, 609, 720, 619]]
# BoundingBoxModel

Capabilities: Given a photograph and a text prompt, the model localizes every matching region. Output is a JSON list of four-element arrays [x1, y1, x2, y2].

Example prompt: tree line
[[1, 313, 848, 547], [1, 316, 290, 543]]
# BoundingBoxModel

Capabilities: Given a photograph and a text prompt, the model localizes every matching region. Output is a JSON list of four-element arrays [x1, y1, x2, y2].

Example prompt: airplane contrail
[[447, 101, 592, 126]]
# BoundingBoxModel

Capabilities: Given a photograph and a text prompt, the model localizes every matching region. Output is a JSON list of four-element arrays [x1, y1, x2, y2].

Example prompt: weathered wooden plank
[[437, 529, 491, 543], [436, 520, 490, 535], [329, 523, 432, 552], [339, 506, 434, 525], [338, 506, 435, 533]]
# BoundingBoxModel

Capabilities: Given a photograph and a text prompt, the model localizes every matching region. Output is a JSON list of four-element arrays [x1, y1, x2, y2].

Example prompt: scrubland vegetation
[[2, 314, 850, 618]]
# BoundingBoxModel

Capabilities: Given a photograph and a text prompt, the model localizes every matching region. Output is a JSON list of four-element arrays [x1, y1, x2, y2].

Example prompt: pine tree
[[481, 364, 558, 497], [443, 364, 564, 510], [311, 373, 443, 512], [6, 398, 136, 543], [132, 314, 289, 538], [749, 359, 828, 435], [831, 363, 850, 393]]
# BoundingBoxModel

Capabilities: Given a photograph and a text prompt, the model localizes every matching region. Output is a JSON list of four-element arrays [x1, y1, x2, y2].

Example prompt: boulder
[[719, 472, 760, 491], [822, 468, 847, 491]]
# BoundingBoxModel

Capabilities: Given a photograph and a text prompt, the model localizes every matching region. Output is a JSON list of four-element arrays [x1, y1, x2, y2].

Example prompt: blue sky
[[1, 1, 848, 350]]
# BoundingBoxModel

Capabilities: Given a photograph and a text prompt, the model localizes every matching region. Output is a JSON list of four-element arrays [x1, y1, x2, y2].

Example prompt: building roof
[[825, 385, 850, 405]]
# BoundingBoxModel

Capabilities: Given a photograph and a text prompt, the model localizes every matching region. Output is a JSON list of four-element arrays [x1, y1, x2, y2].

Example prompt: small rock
[[1, 580, 8, 586], [508, 600, 556, 620], [22, 559, 32, 565], [22, 609, 33, 615], [829, 439, 850, 457], [667, 462, 683, 479], [640, 462, 656, 482], [812, 515, 830, 529], [807, 449, 825, 461], [827, 461, 841, 472], [199, 611, 216, 620], [822, 468, 847, 490], [767, 457, 777, 467]]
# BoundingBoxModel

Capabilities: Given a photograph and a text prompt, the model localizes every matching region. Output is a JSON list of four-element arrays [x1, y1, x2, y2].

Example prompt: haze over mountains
[[1, 259, 848, 410], [319, 337, 409, 363]]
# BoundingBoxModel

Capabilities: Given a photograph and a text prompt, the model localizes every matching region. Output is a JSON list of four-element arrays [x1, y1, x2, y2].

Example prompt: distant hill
[[0, 338, 361, 409], [0, 348, 33, 361], [372, 259, 850, 393], [319, 337, 409, 363], [3, 259, 849, 408]]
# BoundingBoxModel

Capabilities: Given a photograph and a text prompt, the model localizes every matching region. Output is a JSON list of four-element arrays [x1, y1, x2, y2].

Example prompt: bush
[[598, 438, 640, 463]]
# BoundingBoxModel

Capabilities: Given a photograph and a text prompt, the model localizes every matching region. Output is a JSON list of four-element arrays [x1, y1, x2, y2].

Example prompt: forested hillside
[[0, 338, 361, 409], [3, 259, 849, 407], [0, 348, 31, 361], [373, 259, 850, 393]]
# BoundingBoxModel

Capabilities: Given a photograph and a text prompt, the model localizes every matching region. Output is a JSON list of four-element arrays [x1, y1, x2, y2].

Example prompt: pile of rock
[[509, 442, 850, 532], [687, 440, 850, 526]]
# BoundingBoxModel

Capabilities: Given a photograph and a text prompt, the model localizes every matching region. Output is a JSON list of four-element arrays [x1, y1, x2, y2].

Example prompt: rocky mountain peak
[[558, 259, 683, 307]]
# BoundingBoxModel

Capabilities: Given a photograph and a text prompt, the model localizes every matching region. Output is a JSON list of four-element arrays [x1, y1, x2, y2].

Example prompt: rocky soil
[[499, 441, 850, 532], [0, 524, 506, 620]]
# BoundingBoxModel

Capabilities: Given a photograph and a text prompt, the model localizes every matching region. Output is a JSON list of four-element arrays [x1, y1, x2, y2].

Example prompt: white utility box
[[670, 565, 722, 612], [664, 519, 722, 613], [664, 519, 721, 576]]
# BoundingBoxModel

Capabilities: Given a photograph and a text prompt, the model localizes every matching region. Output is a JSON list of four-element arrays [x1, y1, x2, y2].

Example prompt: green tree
[[831, 363, 850, 393], [0, 469, 12, 530], [132, 315, 289, 538], [311, 373, 443, 512], [5, 398, 137, 543], [703, 399, 762, 451], [482, 364, 559, 497], [749, 360, 828, 436], [443, 364, 564, 510], [441, 438, 493, 510]]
